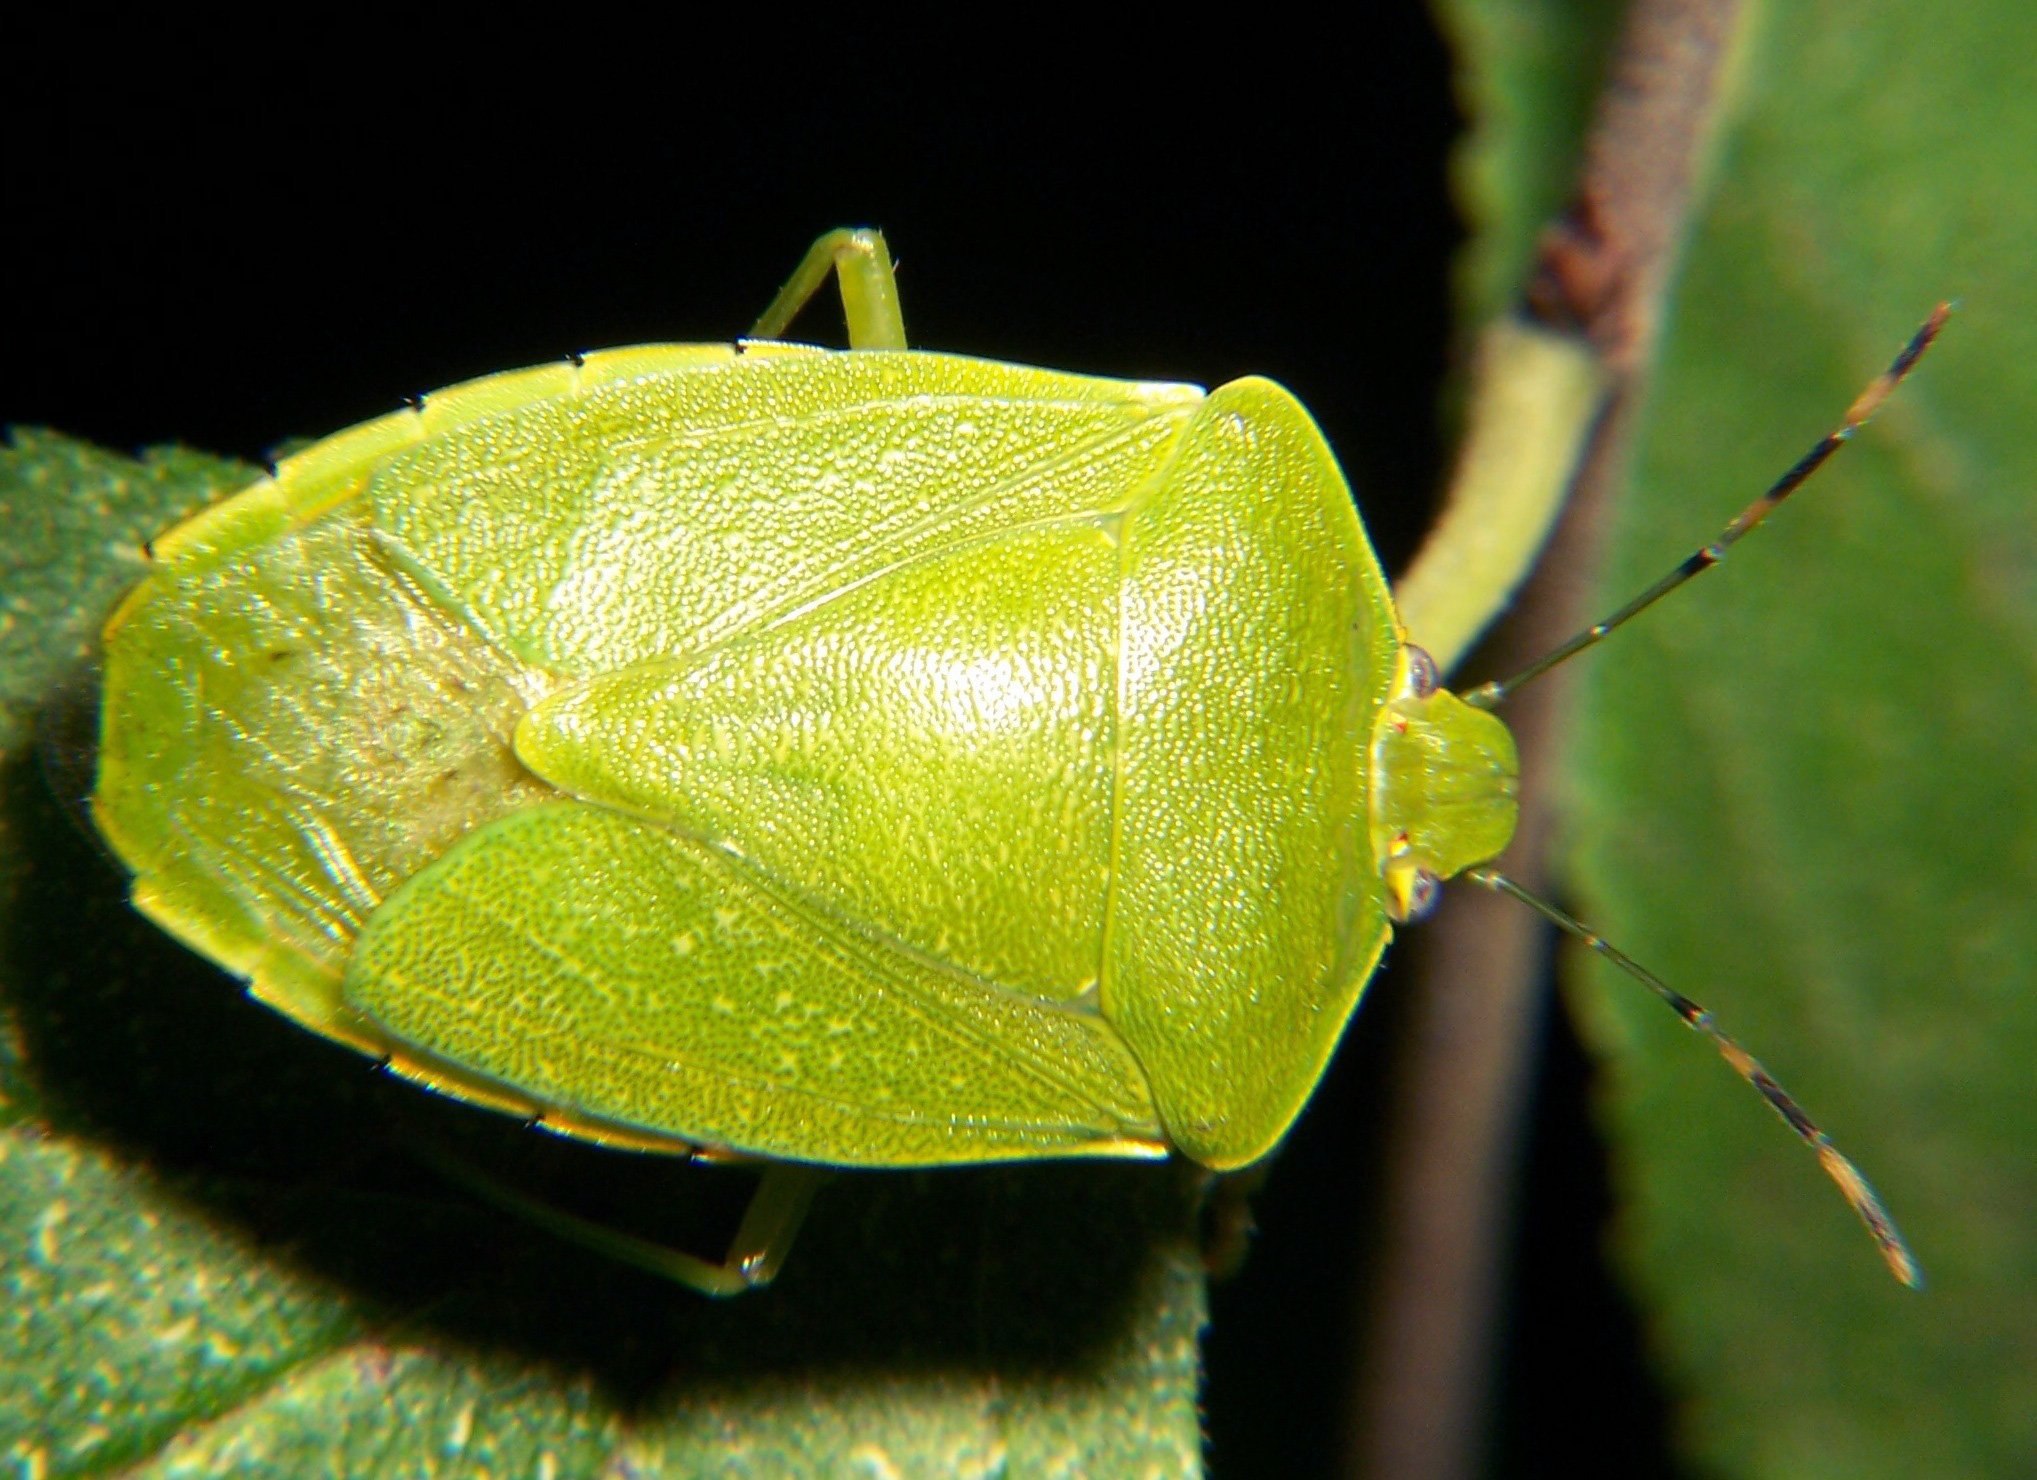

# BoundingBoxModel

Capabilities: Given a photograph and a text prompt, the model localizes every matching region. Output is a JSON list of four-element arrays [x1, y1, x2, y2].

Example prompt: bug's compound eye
[[1404, 644, 1439, 698], [1401, 869, 1443, 922]]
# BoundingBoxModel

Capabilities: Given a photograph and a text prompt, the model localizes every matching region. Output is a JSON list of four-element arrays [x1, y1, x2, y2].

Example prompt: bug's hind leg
[[556, 1162, 824, 1295], [411, 1135, 826, 1296], [749, 228, 908, 349]]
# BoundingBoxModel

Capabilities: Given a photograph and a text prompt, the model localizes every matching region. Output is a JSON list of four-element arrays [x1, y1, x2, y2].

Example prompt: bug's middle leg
[[749, 227, 907, 350]]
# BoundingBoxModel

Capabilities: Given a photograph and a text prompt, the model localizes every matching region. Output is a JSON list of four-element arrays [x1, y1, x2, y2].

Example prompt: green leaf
[[0, 431, 1206, 1478], [1563, 4, 2037, 1474]]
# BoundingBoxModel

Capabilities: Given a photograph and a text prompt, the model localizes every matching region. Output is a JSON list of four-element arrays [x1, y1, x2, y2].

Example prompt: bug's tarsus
[[1467, 867, 1922, 1288], [1464, 304, 1953, 711]]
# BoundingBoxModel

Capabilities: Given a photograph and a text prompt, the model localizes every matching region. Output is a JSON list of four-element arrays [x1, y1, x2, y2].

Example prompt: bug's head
[[1369, 645, 1520, 923]]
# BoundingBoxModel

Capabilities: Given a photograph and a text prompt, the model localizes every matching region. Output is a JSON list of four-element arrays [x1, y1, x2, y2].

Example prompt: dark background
[[6, 18, 1669, 1476]]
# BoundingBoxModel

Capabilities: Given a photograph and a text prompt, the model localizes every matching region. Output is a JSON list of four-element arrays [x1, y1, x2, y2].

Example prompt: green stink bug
[[91, 229, 1936, 1293]]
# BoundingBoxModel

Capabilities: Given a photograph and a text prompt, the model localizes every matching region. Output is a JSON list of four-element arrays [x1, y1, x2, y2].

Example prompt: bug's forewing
[[346, 801, 1166, 1164]]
